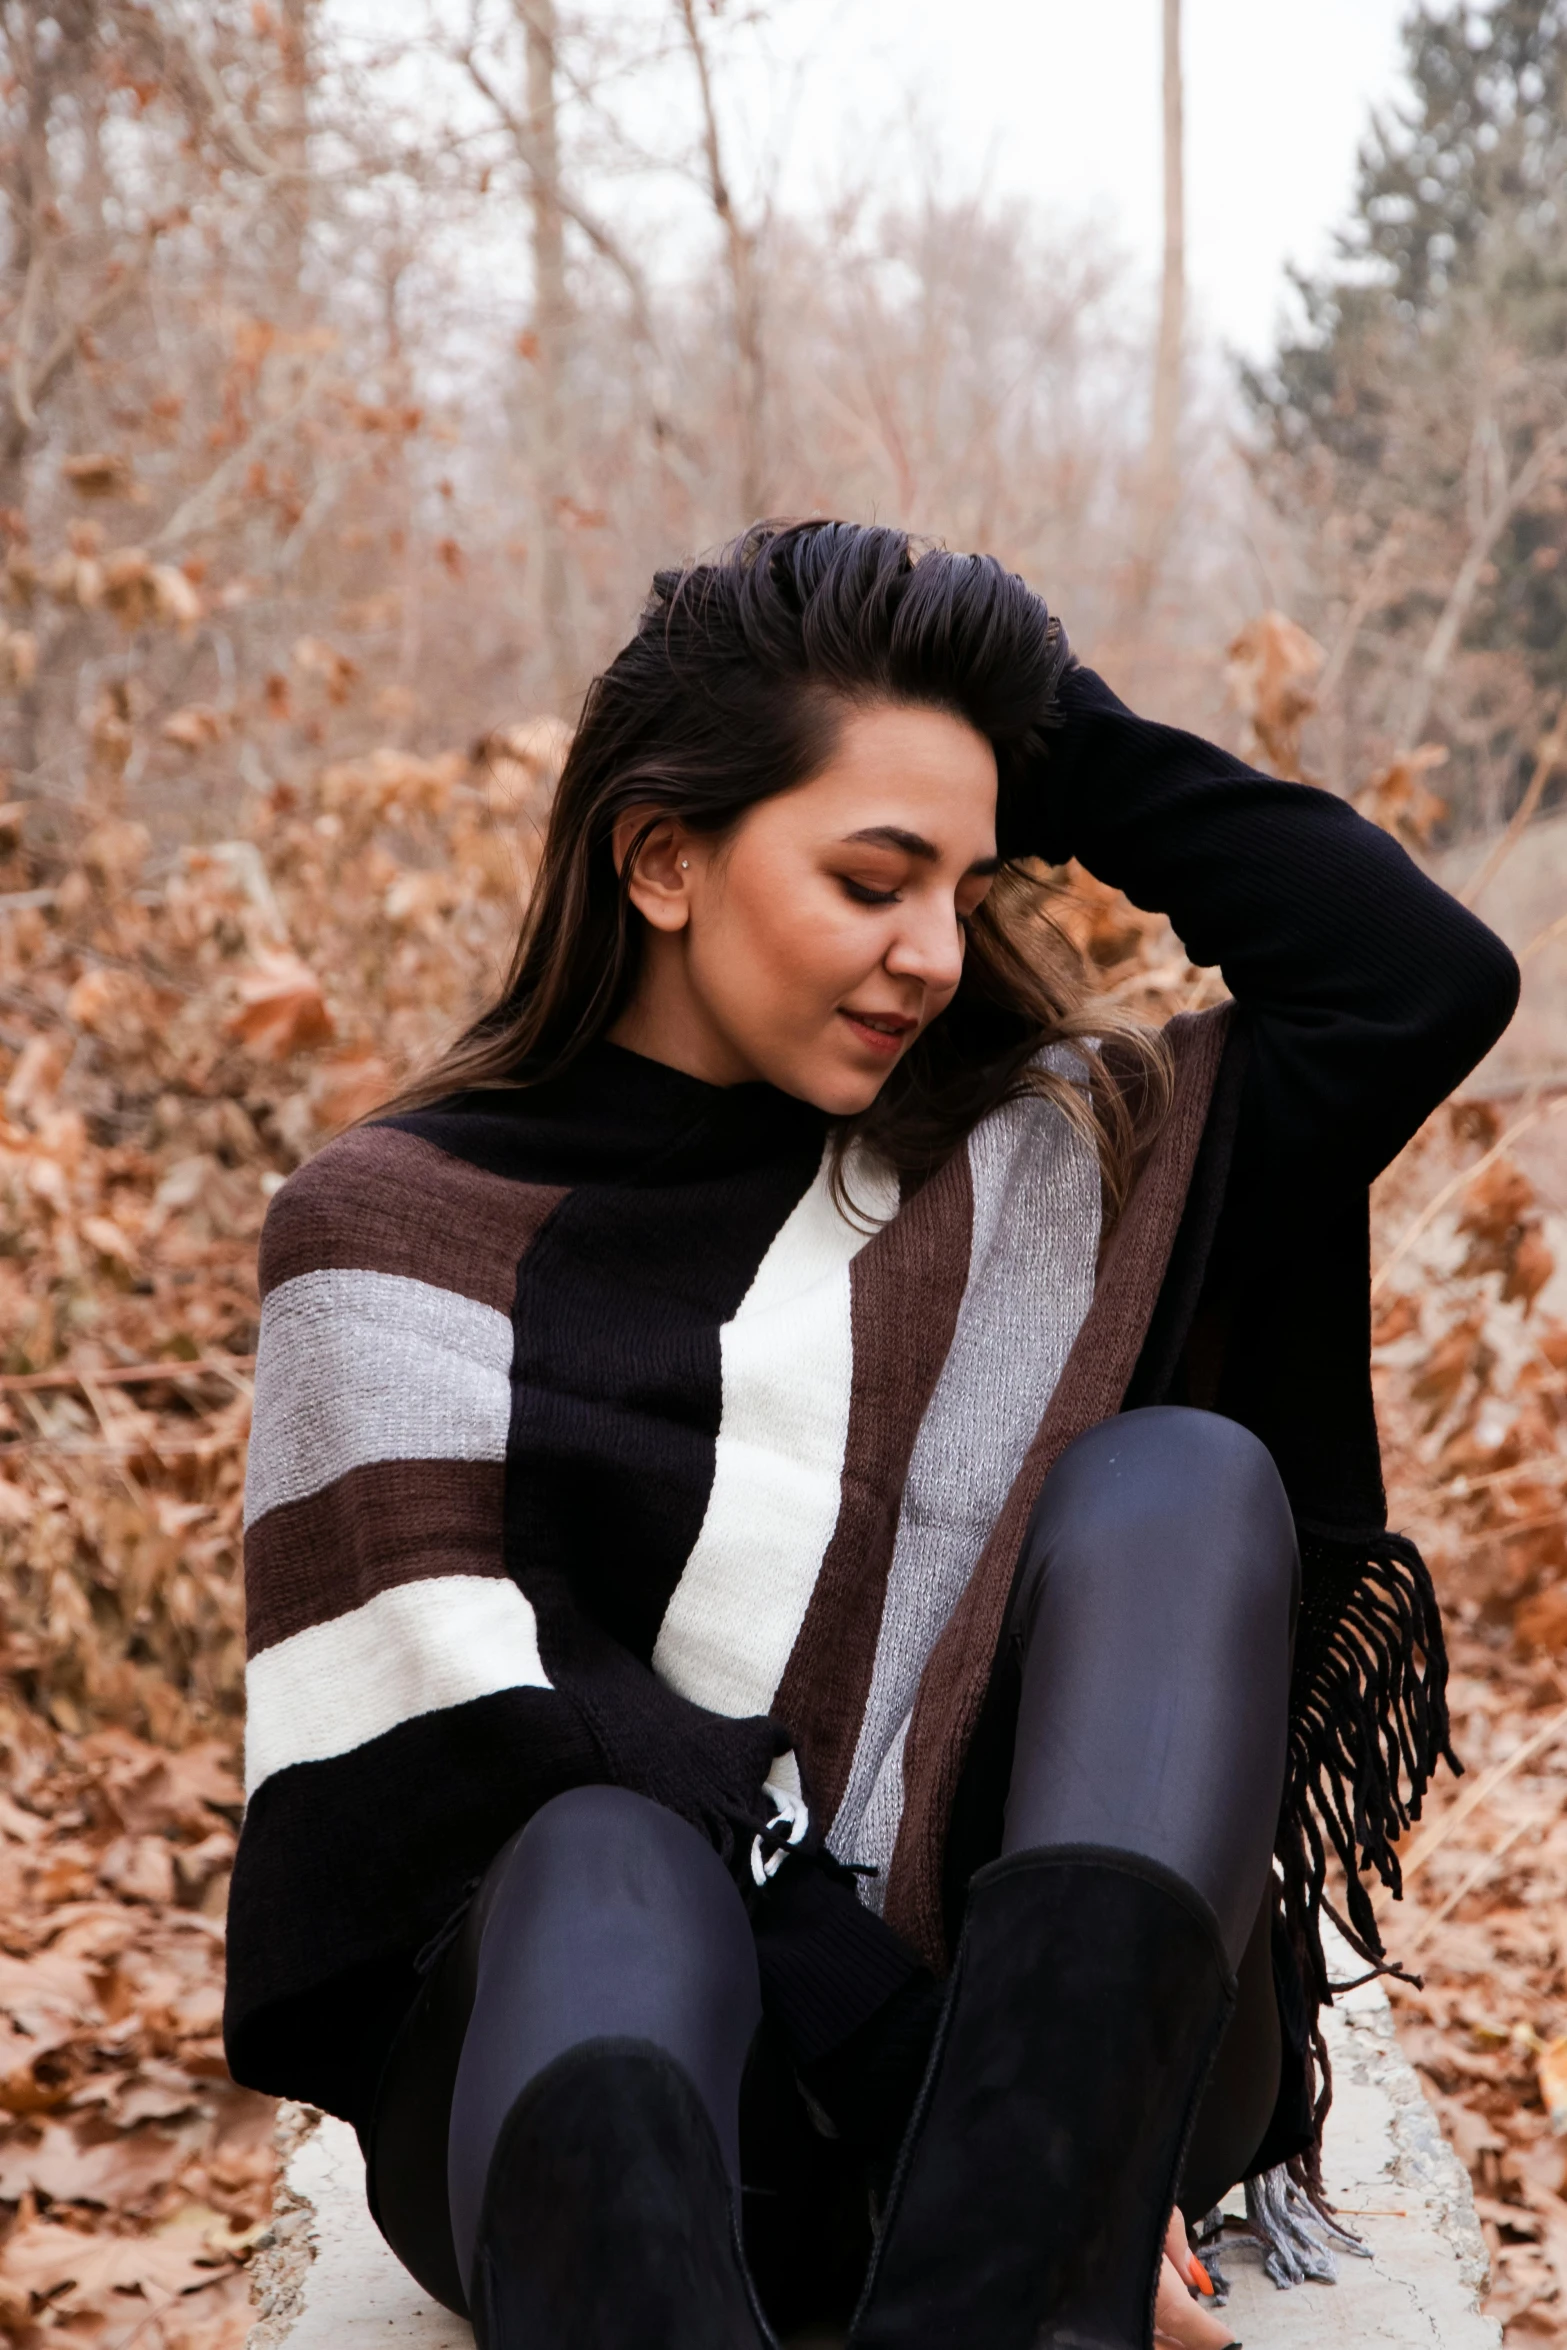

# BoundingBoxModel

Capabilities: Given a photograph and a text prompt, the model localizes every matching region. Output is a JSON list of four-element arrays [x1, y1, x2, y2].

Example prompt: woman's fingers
[[1162, 2208, 1222, 2306], [1153, 2251, 1242, 2349]]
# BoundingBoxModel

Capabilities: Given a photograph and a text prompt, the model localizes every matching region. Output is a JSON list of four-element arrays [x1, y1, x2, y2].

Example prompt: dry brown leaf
[[309, 1050, 391, 1132], [0, 2118, 190, 2207], [98, 1836, 178, 1907], [1411, 1312, 1495, 1429], [1357, 743, 1451, 847], [1374, 1292, 1423, 1347], [1516, 1585, 1567, 1654], [100, 547, 157, 625], [0, 2011, 84, 2115], [1503, 1225, 1556, 1313], [161, 705, 227, 751], [0, 1480, 33, 1528], [60, 453, 141, 502], [2, 624, 39, 686], [224, 953, 334, 1060], [79, 816, 152, 888], [80, 1214, 139, 1270], [5, 1035, 65, 1124], [0, 2214, 225, 2309], [291, 634, 359, 702], [152, 565, 203, 629], [1225, 611, 1325, 780]]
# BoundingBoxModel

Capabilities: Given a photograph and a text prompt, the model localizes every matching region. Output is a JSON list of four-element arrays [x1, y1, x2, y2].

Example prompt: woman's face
[[610, 702, 1000, 1114]]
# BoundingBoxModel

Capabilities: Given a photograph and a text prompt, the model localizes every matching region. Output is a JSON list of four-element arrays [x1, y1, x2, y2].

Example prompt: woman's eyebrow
[[843, 825, 1001, 877]]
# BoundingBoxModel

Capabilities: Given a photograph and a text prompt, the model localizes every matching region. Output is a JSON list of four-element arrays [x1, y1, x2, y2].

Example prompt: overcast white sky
[[759, 0, 1418, 362], [353, 0, 1426, 371]]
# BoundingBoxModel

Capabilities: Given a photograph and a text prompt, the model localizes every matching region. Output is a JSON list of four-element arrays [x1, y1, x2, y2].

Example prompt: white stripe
[[243, 1573, 550, 1795], [830, 1064, 1100, 1875], [244, 1268, 513, 1527], [651, 1143, 898, 1718]]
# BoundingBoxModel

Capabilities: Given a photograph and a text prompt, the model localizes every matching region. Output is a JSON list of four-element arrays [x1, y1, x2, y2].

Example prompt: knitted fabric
[[226, 661, 1521, 2148]]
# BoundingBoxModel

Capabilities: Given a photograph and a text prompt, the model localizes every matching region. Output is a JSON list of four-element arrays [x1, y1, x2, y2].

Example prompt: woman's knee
[[482, 1784, 754, 1978], [1020, 1406, 1298, 1632], [512, 1783, 697, 1867]]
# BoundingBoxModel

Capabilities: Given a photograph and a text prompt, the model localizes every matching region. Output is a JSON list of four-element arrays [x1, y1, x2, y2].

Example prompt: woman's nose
[[884, 904, 965, 994]]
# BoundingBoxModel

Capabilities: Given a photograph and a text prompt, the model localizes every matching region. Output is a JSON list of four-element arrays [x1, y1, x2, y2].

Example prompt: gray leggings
[[367, 1406, 1298, 2315]]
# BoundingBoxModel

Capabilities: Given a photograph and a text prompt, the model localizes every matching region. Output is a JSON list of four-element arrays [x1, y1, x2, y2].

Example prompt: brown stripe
[[244, 1455, 507, 1657], [258, 1125, 565, 1313], [772, 1150, 974, 1821], [883, 1003, 1234, 1968]]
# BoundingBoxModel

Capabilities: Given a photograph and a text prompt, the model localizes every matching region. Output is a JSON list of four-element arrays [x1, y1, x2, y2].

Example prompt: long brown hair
[[383, 521, 1169, 1214]]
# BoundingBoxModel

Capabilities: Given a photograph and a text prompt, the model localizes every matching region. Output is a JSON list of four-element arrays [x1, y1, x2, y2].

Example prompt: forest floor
[[1371, 1111, 1567, 2343], [0, 770, 1562, 2347]]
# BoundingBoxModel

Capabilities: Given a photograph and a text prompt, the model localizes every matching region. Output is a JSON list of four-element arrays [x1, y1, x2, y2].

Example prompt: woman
[[225, 522, 1517, 2350]]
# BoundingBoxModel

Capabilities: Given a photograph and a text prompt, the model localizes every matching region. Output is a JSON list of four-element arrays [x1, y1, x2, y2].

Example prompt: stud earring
[[680, 859, 690, 869]]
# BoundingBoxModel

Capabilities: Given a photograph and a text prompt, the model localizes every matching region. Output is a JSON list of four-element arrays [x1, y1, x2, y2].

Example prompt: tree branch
[[153, 362, 327, 548], [672, 0, 765, 516], [1400, 407, 1567, 748], [1460, 698, 1567, 909], [3, 224, 163, 470], [458, 40, 658, 348], [149, 8, 287, 182], [8, 246, 44, 432]]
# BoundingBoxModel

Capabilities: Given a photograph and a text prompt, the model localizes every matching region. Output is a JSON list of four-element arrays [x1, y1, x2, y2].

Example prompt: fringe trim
[[1194, 2163, 1371, 2299], [1245, 2161, 1372, 2288], [1277, 1530, 1458, 2164]]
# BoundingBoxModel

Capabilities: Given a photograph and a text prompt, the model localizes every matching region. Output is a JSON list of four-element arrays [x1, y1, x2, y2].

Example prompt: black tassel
[[1274, 1530, 1459, 2147]]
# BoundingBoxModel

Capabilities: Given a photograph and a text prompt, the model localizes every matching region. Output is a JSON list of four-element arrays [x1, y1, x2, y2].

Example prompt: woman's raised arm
[[1022, 663, 1520, 1183]]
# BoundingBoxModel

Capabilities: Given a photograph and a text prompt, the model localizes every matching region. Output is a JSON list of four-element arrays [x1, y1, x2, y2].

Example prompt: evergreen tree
[[1247, 1, 1567, 819]]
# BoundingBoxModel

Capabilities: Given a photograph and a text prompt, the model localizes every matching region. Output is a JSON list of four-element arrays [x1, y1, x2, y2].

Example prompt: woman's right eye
[[840, 878, 900, 906]]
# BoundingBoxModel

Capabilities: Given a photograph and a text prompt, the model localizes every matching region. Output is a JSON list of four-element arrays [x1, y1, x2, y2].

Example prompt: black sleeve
[[1019, 664, 1520, 1184]]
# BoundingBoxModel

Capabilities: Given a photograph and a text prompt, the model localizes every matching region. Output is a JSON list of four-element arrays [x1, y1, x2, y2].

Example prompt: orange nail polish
[[1189, 2255, 1214, 2296]]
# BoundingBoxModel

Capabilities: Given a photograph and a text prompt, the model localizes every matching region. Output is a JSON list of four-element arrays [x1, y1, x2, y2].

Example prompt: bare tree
[[271, 0, 315, 313], [1124, 0, 1185, 621], [675, 0, 767, 521], [0, 5, 161, 512], [522, 0, 574, 703]]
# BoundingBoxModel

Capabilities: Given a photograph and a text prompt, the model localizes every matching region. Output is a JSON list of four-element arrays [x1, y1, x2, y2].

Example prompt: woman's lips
[[838, 1008, 916, 1056]]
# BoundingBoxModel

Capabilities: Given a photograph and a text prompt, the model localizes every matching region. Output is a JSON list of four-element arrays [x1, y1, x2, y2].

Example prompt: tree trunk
[[1125, 0, 1184, 622], [675, 0, 765, 522], [273, 0, 314, 317], [524, 0, 572, 706]]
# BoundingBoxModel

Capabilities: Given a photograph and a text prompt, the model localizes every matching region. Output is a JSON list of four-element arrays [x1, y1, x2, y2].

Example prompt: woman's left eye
[[840, 878, 900, 906]]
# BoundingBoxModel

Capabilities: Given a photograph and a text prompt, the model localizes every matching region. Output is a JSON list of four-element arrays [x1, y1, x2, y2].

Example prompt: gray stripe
[[829, 1067, 1100, 1872], [851, 1717, 910, 1916], [244, 1267, 513, 1528]]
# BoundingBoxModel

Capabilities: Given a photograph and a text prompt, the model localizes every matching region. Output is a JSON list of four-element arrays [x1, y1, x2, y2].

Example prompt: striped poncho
[[224, 661, 1521, 2149], [226, 1010, 1274, 2105]]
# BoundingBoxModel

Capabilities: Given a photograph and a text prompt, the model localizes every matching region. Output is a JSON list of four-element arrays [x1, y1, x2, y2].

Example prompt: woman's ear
[[613, 812, 694, 934]]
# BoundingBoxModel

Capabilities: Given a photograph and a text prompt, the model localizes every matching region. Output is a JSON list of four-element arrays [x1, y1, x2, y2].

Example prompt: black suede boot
[[850, 1845, 1237, 2350], [468, 2036, 776, 2350]]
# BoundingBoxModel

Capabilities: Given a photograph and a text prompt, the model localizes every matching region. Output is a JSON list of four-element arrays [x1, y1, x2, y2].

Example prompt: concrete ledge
[[249, 1965, 1499, 2349], [1216, 1962, 1498, 2346]]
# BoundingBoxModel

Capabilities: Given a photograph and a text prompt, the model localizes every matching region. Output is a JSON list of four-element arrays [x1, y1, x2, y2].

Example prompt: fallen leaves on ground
[[0, 1719, 271, 2349], [1373, 1103, 1567, 2342], [0, 712, 1561, 2343], [0, 717, 564, 2346]]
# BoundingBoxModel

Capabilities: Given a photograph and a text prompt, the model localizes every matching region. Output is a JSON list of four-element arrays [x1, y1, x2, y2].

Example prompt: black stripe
[[506, 1130, 823, 1663], [224, 1685, 603, 2116]]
